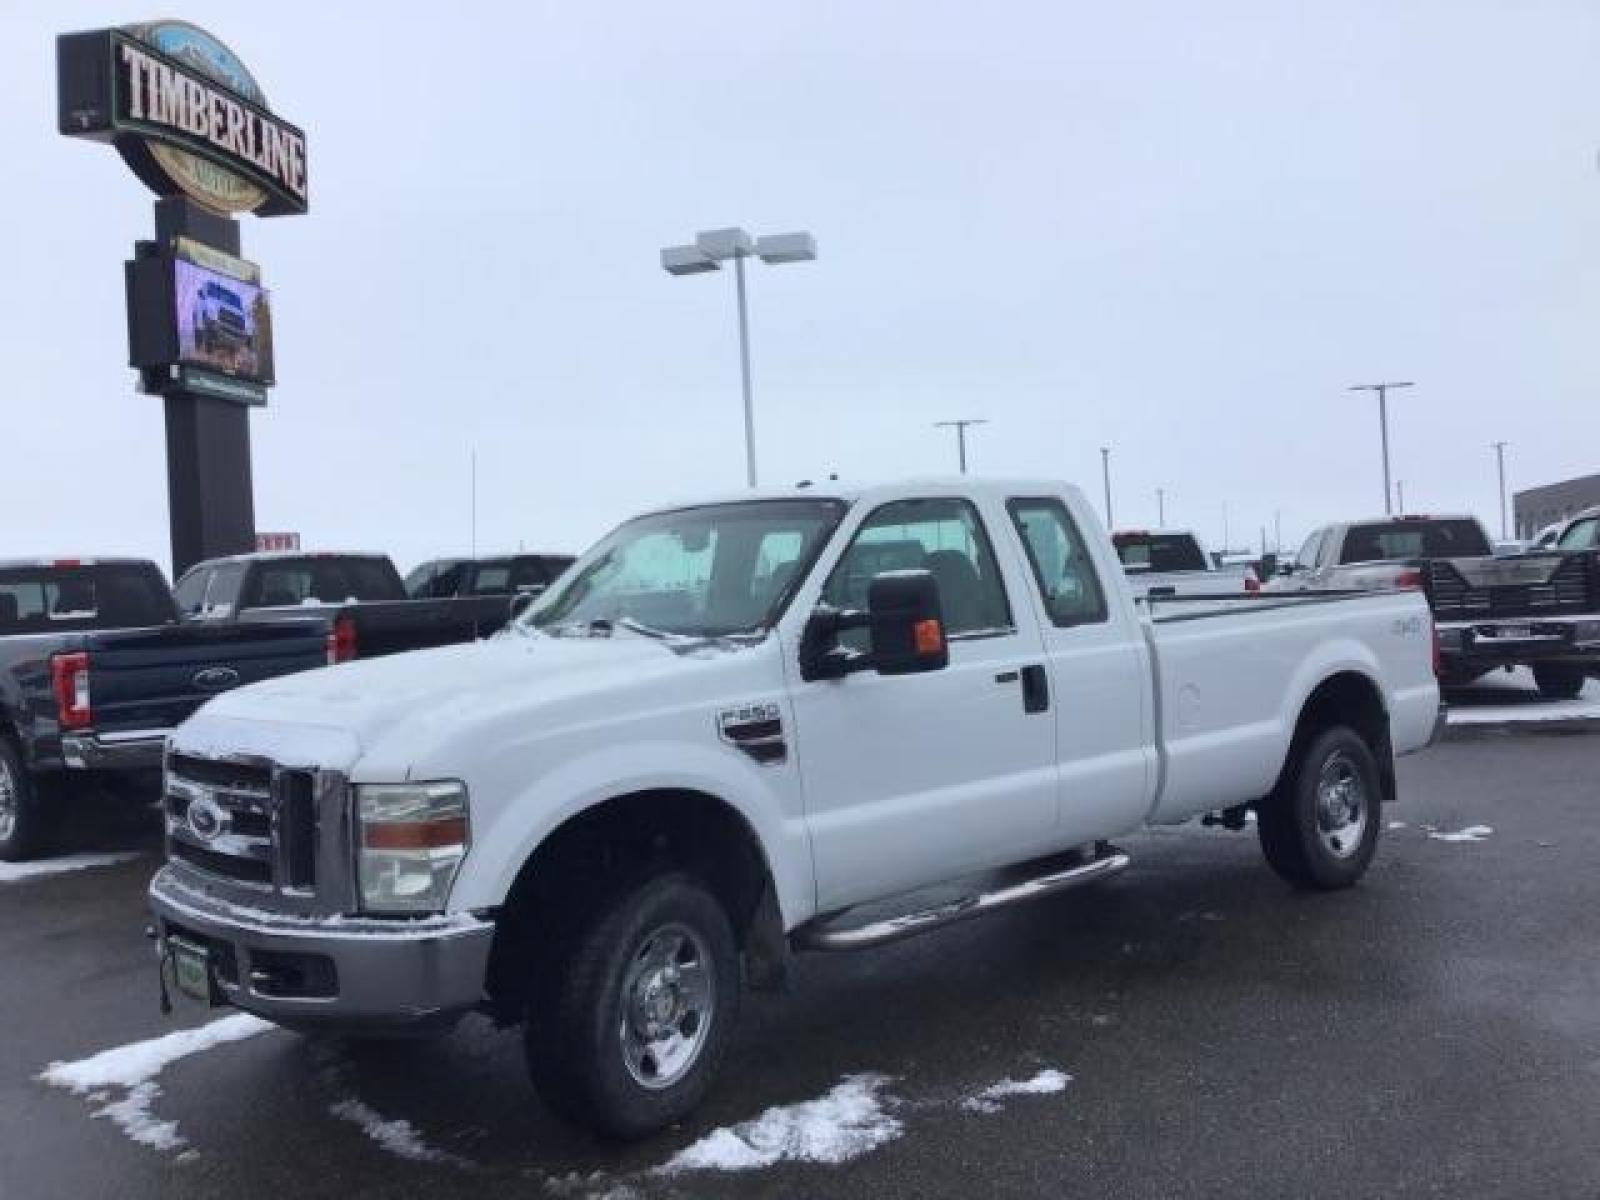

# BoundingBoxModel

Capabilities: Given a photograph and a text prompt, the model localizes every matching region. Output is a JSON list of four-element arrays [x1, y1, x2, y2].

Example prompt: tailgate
[[1425, 552, 1598, 621], [82, 619, 329, 734]]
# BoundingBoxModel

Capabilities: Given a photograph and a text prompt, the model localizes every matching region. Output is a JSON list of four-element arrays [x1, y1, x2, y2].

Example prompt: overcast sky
[[5, 1, 1599, 572]]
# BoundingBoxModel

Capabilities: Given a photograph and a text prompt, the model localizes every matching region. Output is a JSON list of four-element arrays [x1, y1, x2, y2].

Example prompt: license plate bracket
[[1483, 623, 1533, 640], [168, 936, 219, 1007]]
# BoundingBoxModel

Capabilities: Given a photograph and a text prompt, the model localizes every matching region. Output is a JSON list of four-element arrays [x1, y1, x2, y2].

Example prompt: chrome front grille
[[164, 752, 328, 896]]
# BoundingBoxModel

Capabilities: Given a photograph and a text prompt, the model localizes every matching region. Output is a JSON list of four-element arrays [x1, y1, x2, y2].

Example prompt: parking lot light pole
[[1101, 447, 1113, 528], [1492, 441, 1509, 539], [934, 419, 987, 473], [1156, 487, 1165, 527], [660, 228, 817, 488], [1349, 381, 1413, 515]]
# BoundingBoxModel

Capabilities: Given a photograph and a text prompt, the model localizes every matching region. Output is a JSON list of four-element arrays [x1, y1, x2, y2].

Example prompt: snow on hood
[[176, 631, 734, 765]]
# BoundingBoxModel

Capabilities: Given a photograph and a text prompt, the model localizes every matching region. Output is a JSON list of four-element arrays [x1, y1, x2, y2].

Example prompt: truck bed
[[1140, 588, 1439, 823]]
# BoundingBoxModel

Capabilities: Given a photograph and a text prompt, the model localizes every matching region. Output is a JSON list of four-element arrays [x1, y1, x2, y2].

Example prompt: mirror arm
[[799, 606, 874, 681]]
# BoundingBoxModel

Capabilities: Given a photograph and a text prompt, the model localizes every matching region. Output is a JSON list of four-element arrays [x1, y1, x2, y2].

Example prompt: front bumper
[[61, 729, 169, 771], [148, 866, 495, 1031], [1437, 616, 1600, 672]]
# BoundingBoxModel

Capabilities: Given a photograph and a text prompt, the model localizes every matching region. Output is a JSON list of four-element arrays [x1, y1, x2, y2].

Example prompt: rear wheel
[[0, 739, 46, 862], [1532, 664, 1586, 700], [1258, 726, 1382, 890], [524, 872, 740, 1139]]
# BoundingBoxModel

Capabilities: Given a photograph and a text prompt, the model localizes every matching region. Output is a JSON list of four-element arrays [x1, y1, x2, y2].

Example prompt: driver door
[[785, 495, 1058, 911]]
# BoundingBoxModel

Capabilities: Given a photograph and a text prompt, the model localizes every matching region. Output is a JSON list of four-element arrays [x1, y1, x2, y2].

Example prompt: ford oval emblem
[[186, 795, 227, 842], [192, 666, 241, 692]]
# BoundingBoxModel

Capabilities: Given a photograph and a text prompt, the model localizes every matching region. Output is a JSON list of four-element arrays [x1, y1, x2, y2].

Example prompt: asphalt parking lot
[[2, 730, 1597, 1200]]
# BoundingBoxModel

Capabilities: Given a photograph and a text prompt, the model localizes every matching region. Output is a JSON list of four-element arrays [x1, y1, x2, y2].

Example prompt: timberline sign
[[58, 21, 307, 218]]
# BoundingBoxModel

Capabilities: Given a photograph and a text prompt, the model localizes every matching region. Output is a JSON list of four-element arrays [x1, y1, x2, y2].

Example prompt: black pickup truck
[[404, 552, 575, 600], [173, 552, 520, 660], [1272, 515, 1600, 697], [0, 559, 328, 859]]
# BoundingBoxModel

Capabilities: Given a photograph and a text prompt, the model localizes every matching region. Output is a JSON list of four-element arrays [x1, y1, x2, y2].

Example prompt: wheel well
[[1273, 671, 1395, 804], [484, 789, 775, 1021]]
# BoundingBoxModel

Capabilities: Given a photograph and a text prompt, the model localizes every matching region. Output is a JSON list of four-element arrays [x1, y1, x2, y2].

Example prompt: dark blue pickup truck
[[0, 558, 328, 860]]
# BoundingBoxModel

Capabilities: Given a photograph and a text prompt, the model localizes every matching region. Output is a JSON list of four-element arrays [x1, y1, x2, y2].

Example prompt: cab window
[[1008, 498, 1108, 626], [821, 498, 1012, 640]]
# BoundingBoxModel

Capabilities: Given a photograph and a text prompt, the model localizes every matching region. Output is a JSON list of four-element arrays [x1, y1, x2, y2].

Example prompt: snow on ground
[[1427, 824, 1494, 844], [328, 1097, 470, 1167], [38, 1014, 272, 1155], [316, 1043, 470, 1167], [1446, 667, 1600, 726], [961, 1069, 1072, 1113], [0, 852, 140, 884], [659, 1074, 902, 1174]]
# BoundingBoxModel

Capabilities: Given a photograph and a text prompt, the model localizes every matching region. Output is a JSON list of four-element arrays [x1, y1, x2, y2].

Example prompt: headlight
[[355, 782, 470, 914]]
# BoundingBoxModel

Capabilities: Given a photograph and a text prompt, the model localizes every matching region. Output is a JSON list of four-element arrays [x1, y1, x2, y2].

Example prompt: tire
[[1533, 664, 1586, 700], [0, 738, 46, 862], [524, 871, 740, 1139], [1257, 726, 1382, 890]]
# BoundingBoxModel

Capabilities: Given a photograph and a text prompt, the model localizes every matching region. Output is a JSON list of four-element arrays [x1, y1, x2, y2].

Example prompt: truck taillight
[[326, 615, 357, 665], [1394, 569, 1424, 590], [1431, 620, 1442, 678], [50, 652, 92, 730]]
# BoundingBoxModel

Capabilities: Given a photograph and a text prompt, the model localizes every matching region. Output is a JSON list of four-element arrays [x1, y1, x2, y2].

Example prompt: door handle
[[1020, 664, 1049, 714]]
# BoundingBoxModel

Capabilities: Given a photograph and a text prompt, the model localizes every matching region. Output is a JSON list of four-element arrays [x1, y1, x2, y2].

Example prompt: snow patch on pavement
[[961, 1068, 1072, 1113], [0, 852, 140, 884], [315, 1042, 470, 1168], [1427, 824, 1494, 843], [38, 1013, 272, 1155], [659, 1073, 902, 1174], [328, 1097, 468, 1166]]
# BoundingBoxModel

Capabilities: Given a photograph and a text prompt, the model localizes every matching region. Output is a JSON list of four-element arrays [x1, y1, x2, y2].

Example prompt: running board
[[793, 849, 1131, 952]]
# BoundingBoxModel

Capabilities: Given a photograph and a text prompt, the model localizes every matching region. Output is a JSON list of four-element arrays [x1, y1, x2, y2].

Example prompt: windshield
[[1558, 516, 1598, 552], [1338, 519, 1492, 563], [527, 499, 846, 637]]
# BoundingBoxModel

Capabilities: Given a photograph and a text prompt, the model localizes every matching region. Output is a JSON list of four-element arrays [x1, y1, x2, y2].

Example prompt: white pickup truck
[[1112, 529, 1259, 600], [149, 479, 1440, 1137]]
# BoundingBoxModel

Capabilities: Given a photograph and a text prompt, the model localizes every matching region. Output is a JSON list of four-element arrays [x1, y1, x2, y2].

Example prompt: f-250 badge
[[717, 702, 787, 765]]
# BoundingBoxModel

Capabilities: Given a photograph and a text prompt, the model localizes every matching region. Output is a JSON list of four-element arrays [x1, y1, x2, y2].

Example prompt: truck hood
[[177, 632, 740, 765]]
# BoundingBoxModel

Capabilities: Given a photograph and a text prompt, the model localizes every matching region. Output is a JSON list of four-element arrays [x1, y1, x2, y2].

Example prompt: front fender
[[447, 739, 812, 929]]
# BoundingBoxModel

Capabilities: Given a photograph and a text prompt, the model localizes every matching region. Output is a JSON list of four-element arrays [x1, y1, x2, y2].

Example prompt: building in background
[[1514, 473, 1600, 540]]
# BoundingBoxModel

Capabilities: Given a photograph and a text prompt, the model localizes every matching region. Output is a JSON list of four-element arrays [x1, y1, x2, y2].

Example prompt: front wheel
[[1532, 664, 1586, 700], [524, 872, 740, 1139], [1258, 726, 1382, 890]]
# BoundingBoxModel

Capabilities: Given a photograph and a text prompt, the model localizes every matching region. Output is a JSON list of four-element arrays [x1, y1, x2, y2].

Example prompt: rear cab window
[[1338, 519, 1492, 564], [0, 563, 175, 633], [244, 557, 404, 608], [1112, 532, 1208, 573]]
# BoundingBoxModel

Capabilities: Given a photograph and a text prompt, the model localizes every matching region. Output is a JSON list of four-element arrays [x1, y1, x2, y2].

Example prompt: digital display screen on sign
[[173, 258, 274, 384]]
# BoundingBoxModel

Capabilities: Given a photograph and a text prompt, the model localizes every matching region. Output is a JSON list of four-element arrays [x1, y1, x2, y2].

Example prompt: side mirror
[[866, 570, 949, 675], [799, 569, 949, 681]]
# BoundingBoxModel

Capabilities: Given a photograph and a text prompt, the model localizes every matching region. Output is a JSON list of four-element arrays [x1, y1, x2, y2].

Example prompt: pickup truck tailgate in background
[[1426, 551, 1598, 621], [85, 620, 328, 734]]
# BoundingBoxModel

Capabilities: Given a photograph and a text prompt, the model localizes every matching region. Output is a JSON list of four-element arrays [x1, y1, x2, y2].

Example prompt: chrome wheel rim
[[618, 922, 714, 1090], [0, 756, 16, 845], [1315, 751, 1367, 860]]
